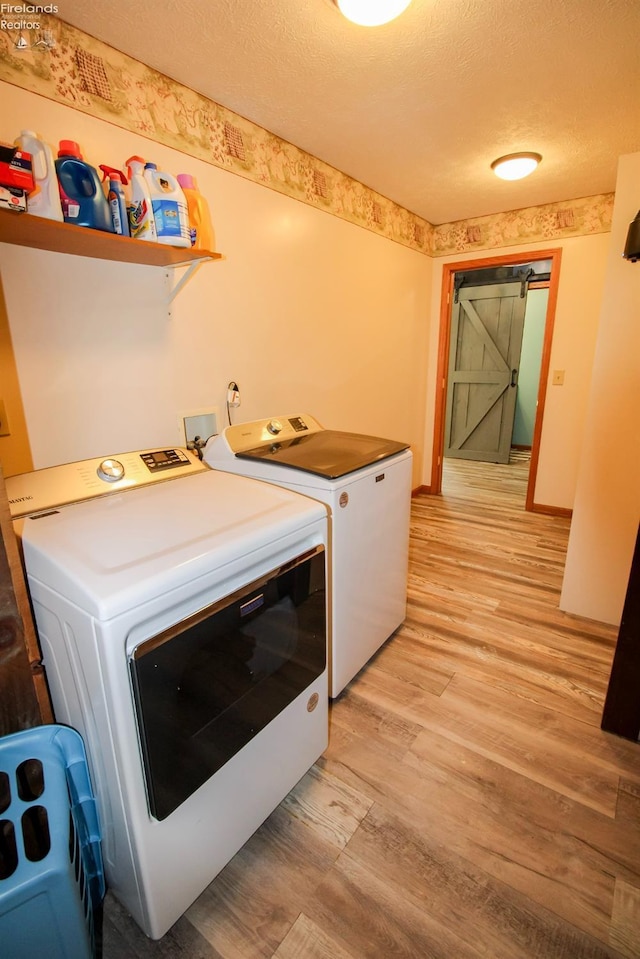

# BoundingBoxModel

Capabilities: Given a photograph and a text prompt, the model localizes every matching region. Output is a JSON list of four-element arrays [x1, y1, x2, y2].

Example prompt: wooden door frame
[[430, 248, 563, 512]]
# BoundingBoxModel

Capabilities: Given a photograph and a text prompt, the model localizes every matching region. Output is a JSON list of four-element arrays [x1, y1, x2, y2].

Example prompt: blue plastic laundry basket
[[0, 724, 105, 959]]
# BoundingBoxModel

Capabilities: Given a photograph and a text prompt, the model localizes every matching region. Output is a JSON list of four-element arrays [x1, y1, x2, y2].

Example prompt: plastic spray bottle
[[15, 130, 63, 221], [125, 155, 157, 241], [99, 164, 129, 199], [107, 173, 130, 237], [176, 174, 214, 250]]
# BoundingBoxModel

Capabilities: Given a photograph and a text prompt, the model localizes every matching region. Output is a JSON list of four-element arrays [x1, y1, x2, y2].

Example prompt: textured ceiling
[[57, 0, 640, 224]]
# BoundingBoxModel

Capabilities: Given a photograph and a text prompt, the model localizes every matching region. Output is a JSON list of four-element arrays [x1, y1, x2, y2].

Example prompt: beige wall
[[0, 276, 33, 476], [560, 153, 640, 625], [0, 83, 431, 487], [424, 234, 610, 508]]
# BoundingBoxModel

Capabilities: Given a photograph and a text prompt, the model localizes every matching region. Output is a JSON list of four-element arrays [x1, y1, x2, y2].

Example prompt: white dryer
[[7, 447, 328, 939], [204, 414, 412, 697]]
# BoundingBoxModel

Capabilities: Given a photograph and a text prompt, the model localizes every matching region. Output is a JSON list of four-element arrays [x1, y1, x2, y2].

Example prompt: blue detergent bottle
[[55, 140, 113, 232]]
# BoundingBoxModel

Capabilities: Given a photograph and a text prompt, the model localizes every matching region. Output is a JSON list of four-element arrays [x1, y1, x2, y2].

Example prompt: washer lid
[[236, 430, 410, 479], [18, 469, 327, 620]]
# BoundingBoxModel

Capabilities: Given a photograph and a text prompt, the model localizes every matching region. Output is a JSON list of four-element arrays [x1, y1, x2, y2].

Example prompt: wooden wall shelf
[[0, 209, 221, 268]]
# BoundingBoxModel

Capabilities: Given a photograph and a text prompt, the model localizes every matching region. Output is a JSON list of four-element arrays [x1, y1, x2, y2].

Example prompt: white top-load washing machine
[[204, 414, 412, 697], [6, 447, 328, 940]]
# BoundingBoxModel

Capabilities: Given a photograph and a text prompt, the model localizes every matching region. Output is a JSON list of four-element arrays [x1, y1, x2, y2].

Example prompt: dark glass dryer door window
[[130, 546, 326, 820]]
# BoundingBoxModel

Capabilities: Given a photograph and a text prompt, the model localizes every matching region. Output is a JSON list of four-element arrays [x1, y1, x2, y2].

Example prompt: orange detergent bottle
[[176, 174, 214, 250]]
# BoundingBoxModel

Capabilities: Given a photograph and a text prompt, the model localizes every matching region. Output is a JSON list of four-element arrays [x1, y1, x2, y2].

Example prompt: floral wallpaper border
[[433, 193, 613, 257], [0, 16, 613, 257]]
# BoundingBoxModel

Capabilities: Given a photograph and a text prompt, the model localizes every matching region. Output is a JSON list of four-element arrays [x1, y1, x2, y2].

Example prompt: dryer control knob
[[97, 458, 125, 483], [266, 419, 283, 435]]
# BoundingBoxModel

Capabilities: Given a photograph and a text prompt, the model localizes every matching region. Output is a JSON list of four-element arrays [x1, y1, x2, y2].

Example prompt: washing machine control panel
[[6, 448, 206, 518], [139, 448, 192, 472], [222, 413, 322, 454], [288, 416, 310, 432]]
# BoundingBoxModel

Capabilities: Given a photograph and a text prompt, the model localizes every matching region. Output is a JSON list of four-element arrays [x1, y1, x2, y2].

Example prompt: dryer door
[[130, 546, 326, 820]]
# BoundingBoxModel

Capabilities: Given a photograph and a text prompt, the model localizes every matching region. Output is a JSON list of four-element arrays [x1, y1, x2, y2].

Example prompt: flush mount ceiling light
[[491, 152, 542, 181], [334, 0, 412, 26]]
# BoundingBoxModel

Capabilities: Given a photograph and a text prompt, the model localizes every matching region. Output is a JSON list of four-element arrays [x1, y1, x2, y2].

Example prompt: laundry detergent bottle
[[176, 173, 214, 250], [125, 155, 157, 241], [15, 130, 63, 221], [144, 163, 190, 247], [55, 140, 113, 232]]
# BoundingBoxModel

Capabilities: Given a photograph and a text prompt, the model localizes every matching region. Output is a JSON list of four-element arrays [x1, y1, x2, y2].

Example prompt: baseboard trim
[[530, 502, 573, 518], [410, 486, 571, 516]]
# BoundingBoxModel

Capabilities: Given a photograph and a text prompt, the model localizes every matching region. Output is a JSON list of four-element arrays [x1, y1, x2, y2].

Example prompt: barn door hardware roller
[[517, 267, 534, 298]]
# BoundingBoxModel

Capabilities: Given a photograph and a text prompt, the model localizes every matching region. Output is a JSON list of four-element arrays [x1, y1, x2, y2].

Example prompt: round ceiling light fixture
[[491, 152, 542, 181], [335, 0, 412, 27]]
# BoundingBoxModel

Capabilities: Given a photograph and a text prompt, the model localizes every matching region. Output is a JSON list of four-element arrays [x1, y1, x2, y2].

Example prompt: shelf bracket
[[165, 256, 214, 311]]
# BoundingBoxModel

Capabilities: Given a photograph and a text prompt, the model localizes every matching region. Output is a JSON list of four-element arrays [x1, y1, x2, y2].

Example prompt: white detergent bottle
[[144, 162, 190, 248], [15, 130, 63, 221], [125, 155, 157, 241]]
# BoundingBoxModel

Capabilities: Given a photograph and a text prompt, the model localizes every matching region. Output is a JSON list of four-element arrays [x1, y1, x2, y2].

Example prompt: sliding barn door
[[444, 282, 527, 464]]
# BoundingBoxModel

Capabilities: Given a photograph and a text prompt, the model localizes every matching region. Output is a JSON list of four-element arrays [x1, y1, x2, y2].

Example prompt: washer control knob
[[266, 419, 283, 435], [97, 458, 125, 483]]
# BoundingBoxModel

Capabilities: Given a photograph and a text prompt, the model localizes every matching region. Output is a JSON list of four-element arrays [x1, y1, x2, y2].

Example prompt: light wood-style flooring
[[102, 454, 640, 959]]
